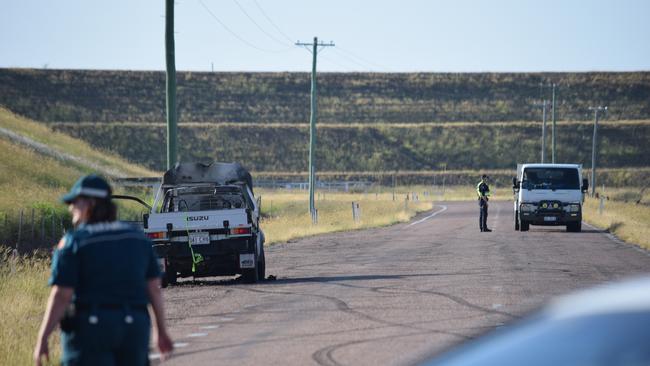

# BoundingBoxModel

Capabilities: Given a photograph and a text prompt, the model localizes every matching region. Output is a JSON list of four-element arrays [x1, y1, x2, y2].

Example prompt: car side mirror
[[582, 178, 589, 193], [512, 177, 519, 190]]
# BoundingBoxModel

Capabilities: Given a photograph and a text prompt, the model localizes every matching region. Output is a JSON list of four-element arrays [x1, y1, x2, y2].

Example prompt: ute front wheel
[[514, 211, 520, 231], [520, 220, 530, 232]]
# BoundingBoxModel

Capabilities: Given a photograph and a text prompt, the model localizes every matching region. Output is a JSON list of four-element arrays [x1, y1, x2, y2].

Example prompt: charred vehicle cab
[[513, 164, 589, 232], [142, 162, 264, 286]]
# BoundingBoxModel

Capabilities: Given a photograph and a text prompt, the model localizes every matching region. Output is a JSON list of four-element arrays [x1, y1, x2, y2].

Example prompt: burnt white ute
[[141, 162, 265, 286]]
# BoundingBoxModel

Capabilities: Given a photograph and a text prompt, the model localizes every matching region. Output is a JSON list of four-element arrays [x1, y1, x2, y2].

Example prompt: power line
[[198, 0, 289, 53], [330, 48, 373, 71], [252, 0, 296, 44], [334, 46, 392, 72], [318, 53, 354, 72], [231, 0, 292, 49]]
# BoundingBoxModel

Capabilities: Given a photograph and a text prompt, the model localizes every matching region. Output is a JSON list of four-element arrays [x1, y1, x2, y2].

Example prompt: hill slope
[[52, 121, 650, 173], [0, 108, 157, 249], [1, 69, 649, 123]]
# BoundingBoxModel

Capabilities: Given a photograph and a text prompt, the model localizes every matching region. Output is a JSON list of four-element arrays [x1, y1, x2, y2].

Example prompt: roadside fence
[[0, 208, 70, 252]]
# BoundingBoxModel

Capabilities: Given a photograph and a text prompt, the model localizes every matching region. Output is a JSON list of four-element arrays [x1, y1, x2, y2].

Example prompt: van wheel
[[567, 222, 582, 232], [514, 211, 520, 231], [520, 221, 530, 231]]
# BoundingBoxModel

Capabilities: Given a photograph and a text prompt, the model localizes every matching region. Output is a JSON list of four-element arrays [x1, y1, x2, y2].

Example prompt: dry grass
[[0, 249, 59, 366], [258, 189, 433, 244], [582, 189, 650, 250]]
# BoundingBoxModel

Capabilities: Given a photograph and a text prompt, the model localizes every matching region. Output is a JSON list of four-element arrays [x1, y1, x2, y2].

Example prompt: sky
[[1, 0, 649, 73]]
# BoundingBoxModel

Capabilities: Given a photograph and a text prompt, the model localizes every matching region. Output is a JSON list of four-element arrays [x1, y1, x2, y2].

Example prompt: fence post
[[599, 196, 604, 215], [17, 209, 24, 251], [10, 248, 18, 275], [41, 215, 46, 242], [404, 197, 408, 211], [311, 208, 318, 225], [351, 202, 361, 223], [31, 208, 35, 241], [51, 213, 56, 242]]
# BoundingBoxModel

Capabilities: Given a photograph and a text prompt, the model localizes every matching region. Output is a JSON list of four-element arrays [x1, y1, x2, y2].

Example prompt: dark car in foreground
[[422, 277, 650, 366]]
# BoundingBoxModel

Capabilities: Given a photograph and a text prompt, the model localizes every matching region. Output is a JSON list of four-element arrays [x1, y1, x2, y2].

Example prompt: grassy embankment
[[0, 108, 159, 366]]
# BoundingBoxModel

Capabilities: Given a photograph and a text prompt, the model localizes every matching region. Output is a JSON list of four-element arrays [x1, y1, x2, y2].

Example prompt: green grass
[[0, 107, 156, 178]]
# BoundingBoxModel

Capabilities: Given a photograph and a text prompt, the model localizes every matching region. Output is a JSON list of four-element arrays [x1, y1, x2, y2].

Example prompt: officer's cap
[[61, 174, 112, 203], [482, 174, 488, 179]]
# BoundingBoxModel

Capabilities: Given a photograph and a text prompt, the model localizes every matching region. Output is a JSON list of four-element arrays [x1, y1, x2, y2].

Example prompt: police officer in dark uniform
[[34, 174, 173, 366], [477, 174, 492, 232]]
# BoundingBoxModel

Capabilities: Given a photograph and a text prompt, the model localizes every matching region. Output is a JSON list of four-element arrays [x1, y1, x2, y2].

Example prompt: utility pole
[[165, 0, 177, 170], [589, 106, 607, 197], [551, 83, 557, 163], [534, 100, 550, 163], [295, 37, 335, 216]]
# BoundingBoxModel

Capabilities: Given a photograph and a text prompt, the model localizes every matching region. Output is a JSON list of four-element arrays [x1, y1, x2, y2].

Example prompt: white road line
[[174, 342, 189, 348], [186, 332, 209, 338], [216, 317, 234, 322], [149, 353, 161, 360], [200, 325, 220, 330], [408, 205, 448, 227]]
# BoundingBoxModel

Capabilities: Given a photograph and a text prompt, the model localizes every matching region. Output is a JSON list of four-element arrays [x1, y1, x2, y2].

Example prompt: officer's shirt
[[478, 181, 490, 197], [49, 222, 161, 305]]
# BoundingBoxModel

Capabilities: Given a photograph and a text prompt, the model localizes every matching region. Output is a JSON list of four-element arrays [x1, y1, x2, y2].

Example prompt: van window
[[522, 168, 580, 190]]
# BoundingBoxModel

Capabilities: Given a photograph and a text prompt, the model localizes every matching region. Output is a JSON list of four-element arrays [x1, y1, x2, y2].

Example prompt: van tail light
[[231, 227, 251, 235], [147, 232, 166, 240]]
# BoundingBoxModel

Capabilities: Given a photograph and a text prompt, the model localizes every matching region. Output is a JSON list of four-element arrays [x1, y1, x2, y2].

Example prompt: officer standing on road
[[34, 174, 173, 366], [477, 174, 492, 232]]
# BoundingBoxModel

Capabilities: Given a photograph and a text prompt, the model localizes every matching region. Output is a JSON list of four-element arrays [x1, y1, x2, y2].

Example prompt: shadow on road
[[169, 272, 491, 288]]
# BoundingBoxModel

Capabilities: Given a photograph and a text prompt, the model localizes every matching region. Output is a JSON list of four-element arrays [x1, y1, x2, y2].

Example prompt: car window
[[424, 312, 650, 366]]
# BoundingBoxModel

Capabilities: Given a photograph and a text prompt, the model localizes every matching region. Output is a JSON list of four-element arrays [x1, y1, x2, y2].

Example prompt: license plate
[[544, 216, 557, 222], [189, 232, 210, 245], [239, 253, 255, 268]]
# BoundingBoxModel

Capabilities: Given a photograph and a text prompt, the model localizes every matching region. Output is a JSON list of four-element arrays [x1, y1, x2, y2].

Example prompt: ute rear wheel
[[161, 266, 177, 288], [257, 248, 266, 280]]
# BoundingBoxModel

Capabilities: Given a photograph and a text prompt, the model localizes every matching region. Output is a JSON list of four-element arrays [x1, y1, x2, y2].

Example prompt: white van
[[513, 164, 589, 232]]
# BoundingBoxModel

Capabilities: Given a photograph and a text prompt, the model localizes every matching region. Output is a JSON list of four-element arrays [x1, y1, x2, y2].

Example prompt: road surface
[[154, 201, 650, 365]]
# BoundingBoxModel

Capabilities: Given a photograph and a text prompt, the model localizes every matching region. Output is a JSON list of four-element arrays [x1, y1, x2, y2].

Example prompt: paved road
[[155, 201, 650, 365]]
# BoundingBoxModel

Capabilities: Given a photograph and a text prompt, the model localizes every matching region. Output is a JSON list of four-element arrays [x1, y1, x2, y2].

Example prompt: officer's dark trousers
[[61, 309, 150, 366], [479, 200, 488, 231]]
